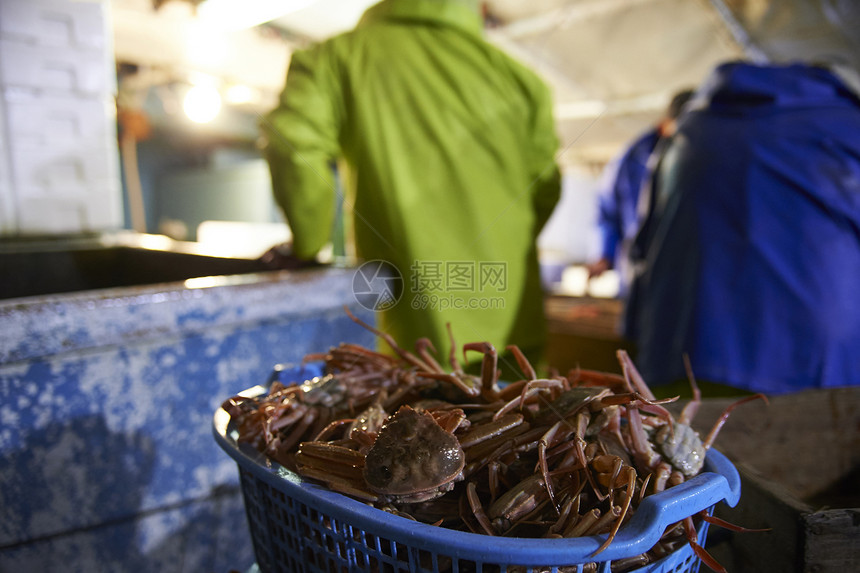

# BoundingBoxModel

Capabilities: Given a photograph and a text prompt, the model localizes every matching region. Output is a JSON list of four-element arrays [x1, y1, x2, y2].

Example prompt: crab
[[364, 405, 466, 503]]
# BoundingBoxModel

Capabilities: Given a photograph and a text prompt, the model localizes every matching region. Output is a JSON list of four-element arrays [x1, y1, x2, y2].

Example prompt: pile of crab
[[222, 309, 765, 573]]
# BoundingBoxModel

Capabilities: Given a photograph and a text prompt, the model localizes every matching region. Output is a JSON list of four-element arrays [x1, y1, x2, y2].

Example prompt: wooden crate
[[680, 387, 860, 573], [544, 295, 632, 374]]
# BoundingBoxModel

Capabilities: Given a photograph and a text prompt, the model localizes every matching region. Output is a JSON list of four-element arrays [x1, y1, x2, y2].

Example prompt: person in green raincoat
[[261, 0, 562, 374]]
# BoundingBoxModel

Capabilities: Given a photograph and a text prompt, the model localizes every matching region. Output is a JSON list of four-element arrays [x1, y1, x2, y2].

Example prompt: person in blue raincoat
[[587, 89, 693, 297], [625, 60, 860, 395]]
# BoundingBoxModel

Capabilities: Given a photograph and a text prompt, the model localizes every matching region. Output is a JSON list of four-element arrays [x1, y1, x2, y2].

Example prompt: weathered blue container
[[0, 265, 375, 572]]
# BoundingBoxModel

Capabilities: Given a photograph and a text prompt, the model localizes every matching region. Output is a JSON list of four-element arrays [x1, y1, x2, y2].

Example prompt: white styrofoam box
[[85, 183, 123, 229], [0, 1, 119, 234], [0, 0, 108, 51], [0, 94, 16, 234], [16, 185, 121, 233], [15, 196, 85, 233], [0, 180, 13, 233], [0, 39, 113, 95], [10, 137, 120, 196], [4, 90, 115, 144], [2, 90, 122, 199]]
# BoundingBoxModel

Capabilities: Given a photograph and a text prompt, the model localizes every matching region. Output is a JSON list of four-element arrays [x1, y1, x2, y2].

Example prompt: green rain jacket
[[262, 0, 561, 366]]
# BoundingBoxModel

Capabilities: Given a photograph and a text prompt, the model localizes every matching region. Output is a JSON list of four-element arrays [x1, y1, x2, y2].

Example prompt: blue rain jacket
[[625, 61, 860, 394], [596, 128, 660, 265], [595, 127, 660, 296]]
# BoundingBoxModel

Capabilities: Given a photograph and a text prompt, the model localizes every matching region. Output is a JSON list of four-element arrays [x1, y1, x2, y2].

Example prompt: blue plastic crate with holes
[[213, 364, 741, 573]]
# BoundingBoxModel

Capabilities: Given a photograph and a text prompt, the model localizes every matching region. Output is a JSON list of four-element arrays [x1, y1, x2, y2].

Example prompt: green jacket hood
[[358, 0, 483, 37]]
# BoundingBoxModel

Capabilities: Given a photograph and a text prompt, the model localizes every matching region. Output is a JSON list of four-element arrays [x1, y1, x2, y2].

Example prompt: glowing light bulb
[[183, 84, 222, 123]]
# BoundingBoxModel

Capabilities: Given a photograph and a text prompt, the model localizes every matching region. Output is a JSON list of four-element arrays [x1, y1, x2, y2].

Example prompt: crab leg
[[463, 341, 499, 398], [548, 491, 580, 536], [458, 413, 524, 448], [494, 380, 562, 419], [564, 508, 601, 537], [702, 393, 769, 450], [487, 460, 502, 502], [591, 462, 637, 555], [430, 408, 469, 433], [505, 344, 537, 381], [592, 454, 623, 502], [463, 425, 543, 476], [625, 404, 661, 472], [331, 342, 397, 369], [658, 463, 677, 493], [487, 473, 549, 533], [344, 305, 435, 372], [600, 392, 678, 432], [295, 441, 366, 473], [537, 420, 567, 510], [466, 482, 496, 536], [568, 367, 628, 392], [313, 417, 354, 441], [683, 516, 727, 573], [697, 509, 770, 532], [637, 473, 651, 504], [275, 407, 319, 455], [587, 504, 622, 537], [416, 371, 481, 397], [679, 354, 702, 425], [415, 338, 445, 373], [617, 349, 657, 401], [668, 470, 685, 488], [572, 413, 606, 502]]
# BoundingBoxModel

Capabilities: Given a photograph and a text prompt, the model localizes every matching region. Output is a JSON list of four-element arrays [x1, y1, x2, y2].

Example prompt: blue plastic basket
[[214, 366, 741, 573]]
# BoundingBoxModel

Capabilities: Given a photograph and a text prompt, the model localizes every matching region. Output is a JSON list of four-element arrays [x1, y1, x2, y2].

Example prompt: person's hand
[[586, 258, 611, 279], [258, 243, 322, 271]]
